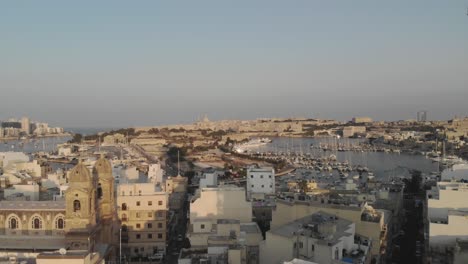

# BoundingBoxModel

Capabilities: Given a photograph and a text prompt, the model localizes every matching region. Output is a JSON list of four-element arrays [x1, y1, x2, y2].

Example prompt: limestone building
[[117, 183, 169, 258], [0, 156, 119, 262]]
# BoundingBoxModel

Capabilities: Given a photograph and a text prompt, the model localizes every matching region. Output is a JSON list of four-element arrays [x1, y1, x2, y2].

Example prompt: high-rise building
[[417, 111, 427, 122], [21, 117, 31, 135]]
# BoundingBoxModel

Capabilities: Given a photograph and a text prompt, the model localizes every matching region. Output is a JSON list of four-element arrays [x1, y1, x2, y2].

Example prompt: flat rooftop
[[270, 211, 353, 245], [0, 200, 65, 211]]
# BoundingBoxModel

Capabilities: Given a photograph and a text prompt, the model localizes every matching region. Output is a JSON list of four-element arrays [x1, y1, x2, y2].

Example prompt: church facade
[[0, 156, 119, 260]]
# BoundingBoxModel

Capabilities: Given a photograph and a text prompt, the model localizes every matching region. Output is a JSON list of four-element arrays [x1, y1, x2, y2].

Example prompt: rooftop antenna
[[177, 150, 180, 176]]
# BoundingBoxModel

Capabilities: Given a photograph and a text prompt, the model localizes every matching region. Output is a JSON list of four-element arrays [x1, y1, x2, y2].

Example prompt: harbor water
[[0, 136, 72, 153], [249, 137, 440, 180]]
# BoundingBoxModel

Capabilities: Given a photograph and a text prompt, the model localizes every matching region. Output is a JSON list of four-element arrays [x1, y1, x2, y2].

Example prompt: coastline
[[0, 133, 72, 142]]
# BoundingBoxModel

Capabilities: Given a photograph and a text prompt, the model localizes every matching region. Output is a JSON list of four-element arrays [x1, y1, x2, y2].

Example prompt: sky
[[1, 1, 467, 128]]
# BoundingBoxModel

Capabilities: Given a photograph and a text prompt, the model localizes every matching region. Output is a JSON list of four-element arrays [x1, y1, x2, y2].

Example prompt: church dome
[[94, 156, 112, 178], [69, 162, 92, 183]]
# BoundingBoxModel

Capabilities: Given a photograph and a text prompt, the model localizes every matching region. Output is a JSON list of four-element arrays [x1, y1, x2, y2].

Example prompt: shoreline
[[0, 133, 72, 142]]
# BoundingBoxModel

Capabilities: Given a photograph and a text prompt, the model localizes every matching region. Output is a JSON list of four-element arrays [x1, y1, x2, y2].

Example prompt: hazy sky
[[1, 1, 467, 128]]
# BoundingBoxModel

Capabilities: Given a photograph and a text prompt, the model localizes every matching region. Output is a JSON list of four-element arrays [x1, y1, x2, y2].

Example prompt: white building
[[21, 117, 31, 135], [42, 170, 67, 189], [441, 163, 468, 182], [4, 182, 40, 201], [0, 152, 30, 169], [246, 167, 275, 199], [259, 212, 370, 264], [188, 186, 262, 249], [427, 182, 468, 252], [148, 163, 164, 184], [199, 170, 220, 188]]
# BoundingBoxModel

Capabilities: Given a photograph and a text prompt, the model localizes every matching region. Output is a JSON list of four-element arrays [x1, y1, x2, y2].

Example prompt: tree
[[298, 180, 308, 193], [68, 133, 83, 143]]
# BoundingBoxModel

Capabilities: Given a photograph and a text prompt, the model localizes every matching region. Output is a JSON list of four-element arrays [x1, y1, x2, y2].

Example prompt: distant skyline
[[1, 1, 467, 127]]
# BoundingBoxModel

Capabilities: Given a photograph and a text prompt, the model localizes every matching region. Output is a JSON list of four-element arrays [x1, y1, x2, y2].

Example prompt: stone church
[[0, 155, 119, 261]]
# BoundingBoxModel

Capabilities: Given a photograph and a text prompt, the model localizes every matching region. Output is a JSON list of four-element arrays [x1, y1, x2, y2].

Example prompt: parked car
[[148, 252, 164, 261]]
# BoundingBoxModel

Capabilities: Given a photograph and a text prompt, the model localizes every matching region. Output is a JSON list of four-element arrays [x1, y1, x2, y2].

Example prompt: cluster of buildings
[[179, 160, 404, 264], [426, 164, 468, 263], [0, 117, 65, 139], [0, 145, 190, 263]]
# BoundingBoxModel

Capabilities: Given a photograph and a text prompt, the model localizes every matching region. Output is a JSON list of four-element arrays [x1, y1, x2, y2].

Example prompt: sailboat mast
[[177, 150, 180, 175]]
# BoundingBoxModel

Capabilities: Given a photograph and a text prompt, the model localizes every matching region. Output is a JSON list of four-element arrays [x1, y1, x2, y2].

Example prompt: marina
[[237, 136, 445, 180], [0, 136, 71, 153]]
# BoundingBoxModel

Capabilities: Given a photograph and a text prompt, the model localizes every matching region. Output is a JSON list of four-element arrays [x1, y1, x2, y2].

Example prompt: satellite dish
[[59, 248, 67, 255]]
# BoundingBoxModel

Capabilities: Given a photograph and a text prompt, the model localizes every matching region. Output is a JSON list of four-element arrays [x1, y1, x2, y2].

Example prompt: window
[[73, 200, 81, 212], [136, 223, 141, 228], [157, 223, 163, 228], [250, 175, 253, 178], [8, 216, 19, 229], [138, 190, 142, 196], [148, 223, 153, 228], [55, 216, 65, 229], [299, 242, 303, 249], [201, 224, 205, 229], [121, 203, 127, 210], [311, 244, 315, 251], [157, 233, 163, 239], [134, 248, 139, 253], [136, 234, 141, 239], [334, 248, 339, 259], [148, 201, 152, 206], [260, 175, 263, 179], [122, 213, 128, 221], [31, 216, 42, 229], [251, 185, 254, 188], [261, 185, 264, 188], [158, 201, 163, 206], [270, 185, 272, 188], [136, 201, 140, 206], [148, 234, 153, 239], [130, 191, 132, 196], [136, 213, 141, 218], [269, 175, 272, 178], [97, 183, 103, 199], [148, 212, 152, 217], [156, 211, 163, 218]]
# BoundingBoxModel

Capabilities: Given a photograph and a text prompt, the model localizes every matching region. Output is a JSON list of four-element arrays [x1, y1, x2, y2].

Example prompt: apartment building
[[187, 186, 263, 263], [260, 212, 371, 264], [427, 182, 468, 252], [271, 196, 389, 261], [117, 183, 169, 257], [247, 166, 275, 199]]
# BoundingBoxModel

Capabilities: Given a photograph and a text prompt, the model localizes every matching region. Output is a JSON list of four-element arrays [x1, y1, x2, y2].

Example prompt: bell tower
[[94, 154, 118, 246], [64, 160, 98, 250], [94, 154, 115, 218]]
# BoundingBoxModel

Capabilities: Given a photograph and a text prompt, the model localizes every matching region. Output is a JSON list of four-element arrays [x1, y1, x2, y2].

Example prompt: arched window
[[97, 183, 103, 199], [55, 216, 65, 229], [31, 216, 43, 229], [121, 203, 127, 210], [73, 200, 81, 212], [8, 216, 19, 229]]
